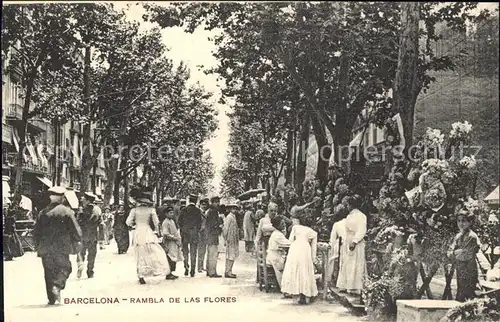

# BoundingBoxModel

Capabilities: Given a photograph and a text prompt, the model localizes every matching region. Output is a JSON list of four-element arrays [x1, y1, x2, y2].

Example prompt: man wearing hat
[[76, 192, 103, 279], [205, 196, 223, 277], [197, 197, 210, 273], [178, 194, 203, 277], [34, 186, 82, 305]]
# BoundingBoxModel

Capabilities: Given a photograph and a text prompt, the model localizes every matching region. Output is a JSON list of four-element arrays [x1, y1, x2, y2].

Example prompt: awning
[[72, 134, 80, 167], [3, 177, 11, 205], [37, 176, 52, 188], [349, 132, 363, 147], [12, 127, 19, 152], [27, 142, 39, 165]]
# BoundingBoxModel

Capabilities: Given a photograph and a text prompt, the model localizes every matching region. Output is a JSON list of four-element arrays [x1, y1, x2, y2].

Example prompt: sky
[[116, 2, 231, 193]]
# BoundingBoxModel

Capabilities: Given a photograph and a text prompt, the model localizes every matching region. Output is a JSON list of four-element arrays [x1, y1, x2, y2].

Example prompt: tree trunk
[[123, 170, 130, 212], [113, 168, 122, 207], [296, 114, 310, 196], [13, 73, 36, 201], [103, 157, 116, 208], [334, 44, 352, 172], [80, 46, 92, 193], [393, 2, 420, 151], [310, 114, 330, 189], [91, 161, 97, 194], [285, 128, 294, 185]]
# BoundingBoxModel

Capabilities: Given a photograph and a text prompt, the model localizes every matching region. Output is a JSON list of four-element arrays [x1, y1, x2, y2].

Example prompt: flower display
[[375, 225, 405, 245], [424, 127, 445, 148], [449, 121, 473, 141], [422, 159, 449, 173], [459, 156, 477, 169]]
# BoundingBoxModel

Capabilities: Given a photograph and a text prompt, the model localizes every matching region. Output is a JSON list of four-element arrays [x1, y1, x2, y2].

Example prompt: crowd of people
[[8, 181, 491, 307]]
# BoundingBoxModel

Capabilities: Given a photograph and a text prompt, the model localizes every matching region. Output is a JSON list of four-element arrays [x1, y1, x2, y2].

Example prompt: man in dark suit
[[197, 197, 209, 273], [76, 192, 103, 279], [34, 186, 82, 305], [205, 196, 223, 278], [178, 194, 202, 277]]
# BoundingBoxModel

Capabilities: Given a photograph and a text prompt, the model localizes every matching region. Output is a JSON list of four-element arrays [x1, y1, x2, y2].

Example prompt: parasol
[[237, 188, 266, 201]]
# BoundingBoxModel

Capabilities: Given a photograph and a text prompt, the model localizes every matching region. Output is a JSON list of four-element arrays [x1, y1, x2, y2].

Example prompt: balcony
[[5, 103, 23, 119], [2, 123, 12, 144], [6, 104, 47, 134], [7, 152, 50, 175]]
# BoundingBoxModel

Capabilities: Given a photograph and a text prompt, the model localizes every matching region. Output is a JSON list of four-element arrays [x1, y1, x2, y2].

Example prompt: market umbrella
[[237, 189, 266, 201]]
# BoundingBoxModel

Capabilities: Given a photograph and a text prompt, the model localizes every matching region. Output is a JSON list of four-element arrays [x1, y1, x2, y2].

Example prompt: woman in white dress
[[280, 216, 318, 304], [266, 216, 291, 289], [326, 213, 347, 287], [336, 195, 367, 296], [126, 193, 170, 284]]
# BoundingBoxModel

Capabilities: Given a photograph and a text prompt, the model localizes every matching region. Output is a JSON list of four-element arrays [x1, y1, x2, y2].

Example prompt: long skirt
[[135, 243, 171, 278], [281, 240, 318, 297], [3, 232, 24, 259], [336, 241, 366, 293], [114, 223, 130, 253]]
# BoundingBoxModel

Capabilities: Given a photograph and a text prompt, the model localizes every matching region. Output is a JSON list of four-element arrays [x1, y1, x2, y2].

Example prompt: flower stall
[[362, 121, 492, 319]]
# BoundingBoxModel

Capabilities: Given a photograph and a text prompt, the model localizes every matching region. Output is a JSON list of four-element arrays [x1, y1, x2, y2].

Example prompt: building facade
[[1, 47, 106, 210]]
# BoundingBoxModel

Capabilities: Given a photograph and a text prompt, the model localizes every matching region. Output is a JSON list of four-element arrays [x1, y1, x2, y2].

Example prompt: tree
[[2, 4, 86, 199], [144, 2, 402, 186]]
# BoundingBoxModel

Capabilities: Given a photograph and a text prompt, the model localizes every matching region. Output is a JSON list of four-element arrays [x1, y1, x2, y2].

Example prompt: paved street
[[4, 240, 361, 322]]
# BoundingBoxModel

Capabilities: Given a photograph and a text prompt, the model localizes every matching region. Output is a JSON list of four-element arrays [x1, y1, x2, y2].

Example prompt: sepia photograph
[[1, 1, 499, 322]]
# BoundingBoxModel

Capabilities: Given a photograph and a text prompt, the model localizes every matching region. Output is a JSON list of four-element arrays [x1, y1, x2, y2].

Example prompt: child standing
[[162, 206, 184, 280], [447, 210, 481, 302]]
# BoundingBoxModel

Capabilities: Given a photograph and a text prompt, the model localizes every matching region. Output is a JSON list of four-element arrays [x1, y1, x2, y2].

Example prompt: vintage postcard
[[2, 1, 499, 322]]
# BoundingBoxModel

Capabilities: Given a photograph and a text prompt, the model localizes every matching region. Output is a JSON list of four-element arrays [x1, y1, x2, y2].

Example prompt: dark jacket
[[34, 203, 82, 256], [205, 206, 223, 245], [178, 204, 202, 243], [77, 204, 103, 242]]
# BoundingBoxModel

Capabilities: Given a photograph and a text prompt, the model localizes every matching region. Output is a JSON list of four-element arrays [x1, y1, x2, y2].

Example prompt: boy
[[447, 209, 481, 302], [162, 206, 183, 280]]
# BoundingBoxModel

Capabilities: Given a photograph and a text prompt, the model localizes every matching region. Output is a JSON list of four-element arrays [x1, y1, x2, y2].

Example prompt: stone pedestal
[[396, 300, 460, 322]]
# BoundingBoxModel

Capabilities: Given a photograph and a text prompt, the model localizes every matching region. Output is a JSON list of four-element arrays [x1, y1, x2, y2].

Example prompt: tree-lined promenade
[[2, 3, 217, 208]]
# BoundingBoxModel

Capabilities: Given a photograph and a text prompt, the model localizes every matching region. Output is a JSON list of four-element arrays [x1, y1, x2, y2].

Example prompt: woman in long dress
[[336, 195, 367, 297], [126, 196, 170, 284], [280, 216, 318, 304], [326, 213, 347, 287], [113, 205, 130, 254], [266, 216, 291, 289]]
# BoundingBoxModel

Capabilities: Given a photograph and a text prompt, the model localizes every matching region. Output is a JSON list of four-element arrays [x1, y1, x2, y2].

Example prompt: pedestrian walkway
[[4, 241, 360, 322]]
